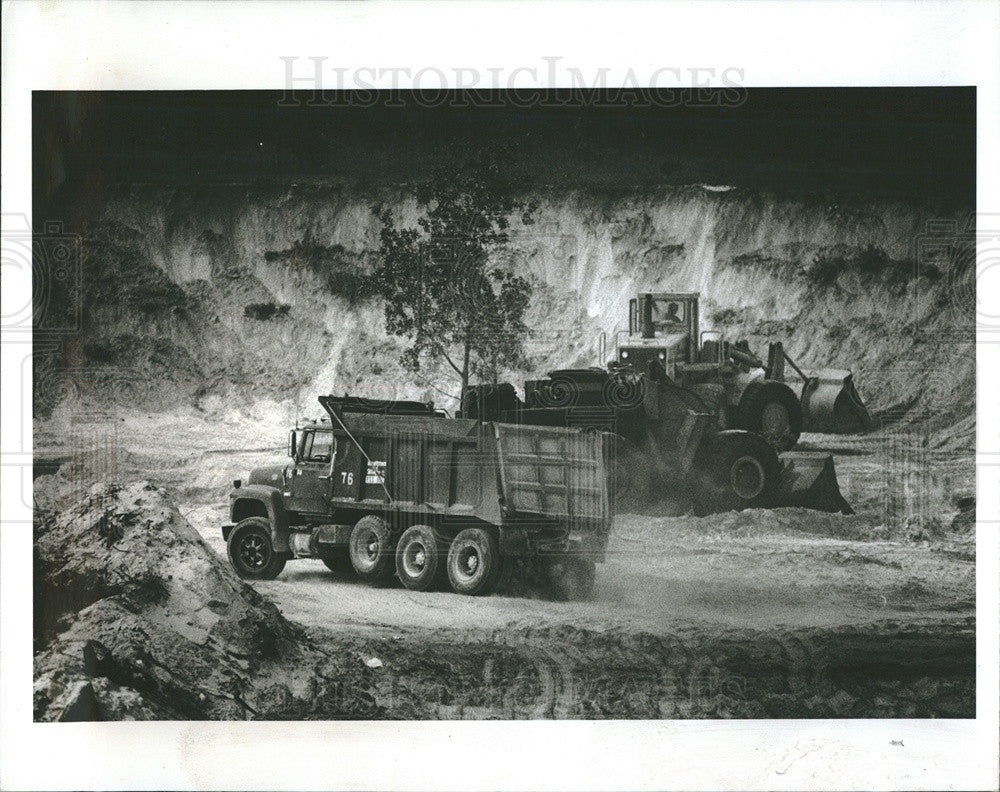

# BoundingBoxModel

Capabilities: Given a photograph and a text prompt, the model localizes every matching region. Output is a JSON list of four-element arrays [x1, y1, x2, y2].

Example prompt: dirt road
[[188, 507, 973, 636], [182, 505, 974, 719]]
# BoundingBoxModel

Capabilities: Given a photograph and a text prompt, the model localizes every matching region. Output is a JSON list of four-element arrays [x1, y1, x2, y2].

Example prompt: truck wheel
[[546, 557, 596, 601], [395, 525, 444, 591], [447, 528, 501, 596], [696, 432, 780, 514], [227, 517, 287, 580], [349, 515, 394, 584], [319, 548, 352, 575]]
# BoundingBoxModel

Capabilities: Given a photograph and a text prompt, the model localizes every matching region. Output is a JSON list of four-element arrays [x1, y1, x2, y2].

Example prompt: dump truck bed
[[321, 408, 612, 530], [494, 423, 610, 524]]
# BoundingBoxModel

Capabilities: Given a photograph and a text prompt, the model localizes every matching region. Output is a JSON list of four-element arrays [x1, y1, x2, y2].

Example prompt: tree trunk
[[460, 340, 471, 409]]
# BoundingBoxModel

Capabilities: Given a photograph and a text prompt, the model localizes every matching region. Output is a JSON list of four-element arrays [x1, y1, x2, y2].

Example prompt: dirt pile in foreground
[[343, 620, 975, 719], [33, 480, 380, 721]]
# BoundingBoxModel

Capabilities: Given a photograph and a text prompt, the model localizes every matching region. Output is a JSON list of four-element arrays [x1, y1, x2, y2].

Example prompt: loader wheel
[[447, 528, 501, 596], [227, 517, 287, 580], [395, 525, 444, 592], [738, 380, 802, 451], [349, 515, 394, 584], [696, 432, 780, 514], [546, 557, 596, 601]]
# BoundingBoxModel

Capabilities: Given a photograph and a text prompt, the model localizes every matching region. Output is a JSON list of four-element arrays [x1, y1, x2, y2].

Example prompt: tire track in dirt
[[338, 618, 975, 719]]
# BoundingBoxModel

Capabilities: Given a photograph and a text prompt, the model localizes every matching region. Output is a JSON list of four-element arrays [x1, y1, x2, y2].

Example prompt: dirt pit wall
[[38, 184, 974, 451]]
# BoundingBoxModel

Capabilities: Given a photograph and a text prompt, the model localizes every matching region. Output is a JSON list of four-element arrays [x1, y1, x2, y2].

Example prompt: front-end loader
[[610, 292, 872, 450], [462, 366, 854, 516]]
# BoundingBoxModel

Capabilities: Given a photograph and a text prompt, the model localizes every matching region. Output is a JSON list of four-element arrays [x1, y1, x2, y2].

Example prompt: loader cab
[[618, 292, 704, 375]]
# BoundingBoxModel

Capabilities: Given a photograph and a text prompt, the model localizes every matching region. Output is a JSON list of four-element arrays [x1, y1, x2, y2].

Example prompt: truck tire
[[696, 431, 780, 514], [395, 525, 443, 591], [227, 517, 287, 580], [737, 380, 802, 451], [349, 515, 394, 584], [447, 528, 501, 596], [319, 548, 352, 575]]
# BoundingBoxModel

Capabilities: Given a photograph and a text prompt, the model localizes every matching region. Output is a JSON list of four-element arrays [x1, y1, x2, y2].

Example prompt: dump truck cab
[[223, 395, 612, 599]]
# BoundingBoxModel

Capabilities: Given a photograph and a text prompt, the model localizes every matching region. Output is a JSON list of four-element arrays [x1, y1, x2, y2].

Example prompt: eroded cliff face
[[42, 182, 973, 447]]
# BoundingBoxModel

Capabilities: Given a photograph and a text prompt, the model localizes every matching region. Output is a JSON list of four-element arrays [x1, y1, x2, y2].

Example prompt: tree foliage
[[373, 151, 538, 398]]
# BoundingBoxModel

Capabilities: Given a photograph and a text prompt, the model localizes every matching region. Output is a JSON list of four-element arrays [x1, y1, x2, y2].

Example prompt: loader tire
[[227, 517, 287, 580], [395, 525, 444, 592], [738, 380, 802, 452], [349, 515, 395, 584], [696, 431, 780, 514], [447, 528, 501, 596]]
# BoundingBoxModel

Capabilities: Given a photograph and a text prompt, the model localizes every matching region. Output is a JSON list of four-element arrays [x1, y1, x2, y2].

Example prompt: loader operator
[[652, 300, 684, 332]]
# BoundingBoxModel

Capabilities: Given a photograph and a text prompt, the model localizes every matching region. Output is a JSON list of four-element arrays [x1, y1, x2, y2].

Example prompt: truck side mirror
[[288, 430, 298, 458]]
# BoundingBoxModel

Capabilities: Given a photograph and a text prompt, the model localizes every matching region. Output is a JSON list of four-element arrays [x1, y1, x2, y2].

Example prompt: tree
[[373, 151, 538, 404]]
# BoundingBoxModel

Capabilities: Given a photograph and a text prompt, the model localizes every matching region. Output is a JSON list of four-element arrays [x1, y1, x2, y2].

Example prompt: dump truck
[[222, 395, 612, 598], [611, 292, 873, 450], [462, 366, 853, 516]]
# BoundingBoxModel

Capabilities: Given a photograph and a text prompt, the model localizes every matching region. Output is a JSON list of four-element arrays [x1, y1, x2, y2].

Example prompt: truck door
[[287, 429, 336, 517], [331, 432, 363, 501]]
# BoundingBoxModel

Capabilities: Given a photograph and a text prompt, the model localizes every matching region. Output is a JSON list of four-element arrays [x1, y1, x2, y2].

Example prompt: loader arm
[[767, 342, 873, 434]]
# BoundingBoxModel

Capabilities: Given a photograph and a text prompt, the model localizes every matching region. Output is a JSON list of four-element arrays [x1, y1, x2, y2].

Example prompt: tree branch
[[414, 376, 460, 402], [439, 347, 464, 377]]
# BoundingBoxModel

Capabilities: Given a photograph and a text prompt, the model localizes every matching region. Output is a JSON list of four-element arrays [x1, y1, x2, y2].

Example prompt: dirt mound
[[33, 480, 380, 720], [315, 620, 974, 719]]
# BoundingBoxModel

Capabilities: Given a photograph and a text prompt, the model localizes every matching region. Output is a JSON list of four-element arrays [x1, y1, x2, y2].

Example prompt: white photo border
[[2, 1, 997, 790]]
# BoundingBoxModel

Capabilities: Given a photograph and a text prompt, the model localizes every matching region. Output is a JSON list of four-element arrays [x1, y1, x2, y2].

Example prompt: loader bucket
[[800, 369, 873, 434], [775, 451, 853, 514]]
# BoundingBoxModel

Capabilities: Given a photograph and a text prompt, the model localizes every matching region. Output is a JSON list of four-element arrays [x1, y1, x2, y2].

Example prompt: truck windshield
[[300, 430, 335, 463]]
